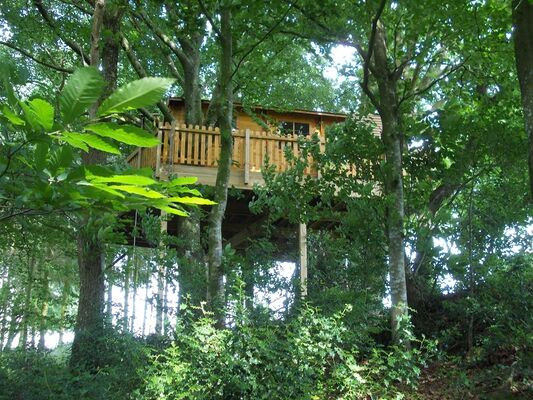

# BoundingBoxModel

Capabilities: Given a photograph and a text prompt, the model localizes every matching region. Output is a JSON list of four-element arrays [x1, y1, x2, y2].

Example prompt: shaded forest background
[[0, 0, 532, 398]]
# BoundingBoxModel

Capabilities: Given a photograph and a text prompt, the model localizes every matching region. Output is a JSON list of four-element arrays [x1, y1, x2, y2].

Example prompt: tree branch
[[120, 33, 175, 122], [197, 0, 222, 39], [232, 4, 293, 78], [132, 6, 189, 67], [33, 0, 91, 65], [0, 41, 73, 73], [165, 53, 185, 86]]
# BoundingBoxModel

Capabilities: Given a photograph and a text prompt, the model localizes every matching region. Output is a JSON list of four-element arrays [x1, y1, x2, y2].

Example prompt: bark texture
[[369, 22, 408, 343], [206, 4, 234, 327], [71, 229, 106, 365], [71, 0, 124, 368]]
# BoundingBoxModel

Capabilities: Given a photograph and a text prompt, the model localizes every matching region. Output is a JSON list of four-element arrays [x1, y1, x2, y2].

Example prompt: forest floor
[[413, 358, 533, 400]]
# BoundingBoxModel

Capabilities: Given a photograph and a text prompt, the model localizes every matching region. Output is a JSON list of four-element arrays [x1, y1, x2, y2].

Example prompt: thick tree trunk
[[0, 256, 13, 346], [512, 0, 533, 196], [181, 44, 204, 126], [71, 0, 123, 368], [174, 33, 206, 311], [71, 230, 105, 366], [372, 22, 409, 344], [176, 212, 205, 310], [206, 5, 233, 328]]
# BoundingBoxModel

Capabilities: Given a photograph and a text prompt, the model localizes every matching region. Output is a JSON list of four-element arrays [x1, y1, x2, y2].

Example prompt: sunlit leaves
[[85, 122, 160, 147], [20, 98, 54, 131]]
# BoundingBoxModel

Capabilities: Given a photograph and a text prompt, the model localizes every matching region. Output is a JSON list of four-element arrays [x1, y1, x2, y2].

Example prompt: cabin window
[[278, 121, 310, 136]]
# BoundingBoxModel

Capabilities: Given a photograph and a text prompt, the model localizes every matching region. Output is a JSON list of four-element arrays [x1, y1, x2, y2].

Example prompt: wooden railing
[[127, 123, 325, 181]]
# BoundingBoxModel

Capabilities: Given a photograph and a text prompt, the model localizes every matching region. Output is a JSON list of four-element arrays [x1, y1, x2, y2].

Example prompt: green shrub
[[137, 307, 436, 400]]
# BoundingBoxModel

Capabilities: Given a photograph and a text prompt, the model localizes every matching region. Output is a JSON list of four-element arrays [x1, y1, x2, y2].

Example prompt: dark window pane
[[294, 123, 309, 136], [279, 121, 293, 135]]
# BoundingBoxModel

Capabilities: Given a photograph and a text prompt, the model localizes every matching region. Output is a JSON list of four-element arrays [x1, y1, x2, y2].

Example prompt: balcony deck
[[127, 123, 325, 189]]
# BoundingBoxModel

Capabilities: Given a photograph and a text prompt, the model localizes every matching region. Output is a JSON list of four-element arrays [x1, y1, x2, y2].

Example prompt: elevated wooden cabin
[[127, 98, 348, 189], [126, 100, 379, 290]]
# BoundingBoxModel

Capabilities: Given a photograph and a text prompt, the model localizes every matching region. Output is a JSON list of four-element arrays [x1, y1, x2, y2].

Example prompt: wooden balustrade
[[128, 123, 324, 184]]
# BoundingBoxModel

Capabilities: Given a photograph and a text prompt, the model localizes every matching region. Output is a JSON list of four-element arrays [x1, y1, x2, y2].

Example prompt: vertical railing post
[[244, 128, 251, 185]]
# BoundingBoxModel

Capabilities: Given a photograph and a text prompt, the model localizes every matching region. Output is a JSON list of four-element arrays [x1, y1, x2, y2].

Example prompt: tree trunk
[[38, 266, 49, 350], [512, 0, 533, 197], [71, 229, 105, 366], [206, 4, 234, 328], [71, 0, 123, 368], [0, 255, 13, 346], [106, 274, 113, 322], [142, 280, 149, 336], [372, 22, 409, 344], [181, 43, 204, 126], [176, 212, 205, 310]]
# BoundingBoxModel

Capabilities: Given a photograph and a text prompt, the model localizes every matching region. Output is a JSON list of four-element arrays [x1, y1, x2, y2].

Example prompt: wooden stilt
[[299, 223, 308, 298]]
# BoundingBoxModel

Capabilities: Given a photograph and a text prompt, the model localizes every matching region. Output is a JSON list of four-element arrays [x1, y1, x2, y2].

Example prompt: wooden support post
[[244, 128, 251, 185], [155, 123, 163, 178], [169, 120, 176, 166], [137, 148, 142, 168], [299, 223, 308, 298]]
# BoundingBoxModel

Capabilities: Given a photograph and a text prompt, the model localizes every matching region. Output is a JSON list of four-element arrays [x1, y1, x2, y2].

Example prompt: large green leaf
[[156, 204, 189, 217], [60, 67, 105, 124], [167, 196, 216, 205], [63, 132, 120, 154], [170, 176, 198, 186], [20, 99, 54, 131], [97, 77, 175, 116], [108, 185, 165, 198], [61, 132, 89, 152], [85, 122, 160, 147], [90, 174, 156, 186], [0, 105, 25, 126]]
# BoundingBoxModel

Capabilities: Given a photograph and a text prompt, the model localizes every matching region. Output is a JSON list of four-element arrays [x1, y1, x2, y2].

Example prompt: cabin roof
[[168, 97, 348, 121]]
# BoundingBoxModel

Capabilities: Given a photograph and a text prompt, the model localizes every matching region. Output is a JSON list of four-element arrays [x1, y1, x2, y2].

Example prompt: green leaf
[[97, 77, 175, 116], [90, 174, 156, 186], [70, 133, 120, 154], [21, 99, 54, 131], [60, 67, 105, 124], [34, 142, 49, 171], [61, 132, 89, 152], [0, 105, 25, 126], [78, 181, 126, 198], [108, 185, 165, 198], [155, 204, 189, 217], [167, 196, 216, 205], [170, 176, 198, 186], [85, 123, 160, 147]]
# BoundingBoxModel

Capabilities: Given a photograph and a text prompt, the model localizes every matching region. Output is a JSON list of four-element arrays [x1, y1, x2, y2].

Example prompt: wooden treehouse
[[127, 99, 348, 188], [126, 98, 379, 294]]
